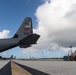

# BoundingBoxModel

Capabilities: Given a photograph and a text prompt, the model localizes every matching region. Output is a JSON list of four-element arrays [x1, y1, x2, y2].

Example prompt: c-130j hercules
[[0, 17, 40, 52]]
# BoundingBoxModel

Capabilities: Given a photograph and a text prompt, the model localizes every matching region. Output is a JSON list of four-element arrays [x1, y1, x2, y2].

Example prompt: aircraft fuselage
[[0, 38, 19, 52]]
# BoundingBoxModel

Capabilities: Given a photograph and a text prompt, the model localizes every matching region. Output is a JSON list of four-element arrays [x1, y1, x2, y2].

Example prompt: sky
[[0, 0, 76, 58]]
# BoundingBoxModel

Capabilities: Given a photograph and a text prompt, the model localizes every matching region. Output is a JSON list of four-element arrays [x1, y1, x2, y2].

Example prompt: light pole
[[42, 52, 43, 58]]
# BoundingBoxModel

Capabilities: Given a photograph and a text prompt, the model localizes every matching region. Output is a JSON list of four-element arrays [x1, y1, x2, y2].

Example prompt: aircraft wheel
[[63, 56, 68, 61], [74, 56, 76, 61]]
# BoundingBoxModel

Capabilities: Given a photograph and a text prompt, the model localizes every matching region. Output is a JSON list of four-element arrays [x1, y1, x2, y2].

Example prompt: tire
[[74, 56, 76, 61]]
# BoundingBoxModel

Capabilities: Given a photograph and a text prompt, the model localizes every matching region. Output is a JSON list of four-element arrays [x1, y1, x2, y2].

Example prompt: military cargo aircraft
[[0, 17, 40, 52]]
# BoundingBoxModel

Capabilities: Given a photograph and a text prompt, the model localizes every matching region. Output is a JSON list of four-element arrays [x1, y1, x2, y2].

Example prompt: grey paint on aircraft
[[0, 17, 40, 52]]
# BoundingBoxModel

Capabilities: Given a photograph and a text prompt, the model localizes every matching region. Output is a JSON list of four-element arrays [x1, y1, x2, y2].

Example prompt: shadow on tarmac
[[0, 61, 50, 75], [0, 61, 11, 75], [14, 61, 50, 75]]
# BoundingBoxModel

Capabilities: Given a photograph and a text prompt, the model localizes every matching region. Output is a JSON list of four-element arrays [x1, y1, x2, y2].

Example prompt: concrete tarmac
[[0, 60, 76, 75]]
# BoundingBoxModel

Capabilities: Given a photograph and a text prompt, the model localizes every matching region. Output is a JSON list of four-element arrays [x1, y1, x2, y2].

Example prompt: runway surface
[[0, 60, 76, 75]]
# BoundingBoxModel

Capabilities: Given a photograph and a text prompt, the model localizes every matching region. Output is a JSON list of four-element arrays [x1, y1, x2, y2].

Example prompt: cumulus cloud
[[22, 0, 76, 54], [0, 30, 10, 39]]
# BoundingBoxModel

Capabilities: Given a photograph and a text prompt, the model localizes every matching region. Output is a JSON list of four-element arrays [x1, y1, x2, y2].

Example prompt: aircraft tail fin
[[13, 17, 33, 39]]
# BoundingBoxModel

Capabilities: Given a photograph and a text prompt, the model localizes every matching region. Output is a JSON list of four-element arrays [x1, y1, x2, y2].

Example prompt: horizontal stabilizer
[[19, 34, 40, 44], [19, 44, 31, 48]]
